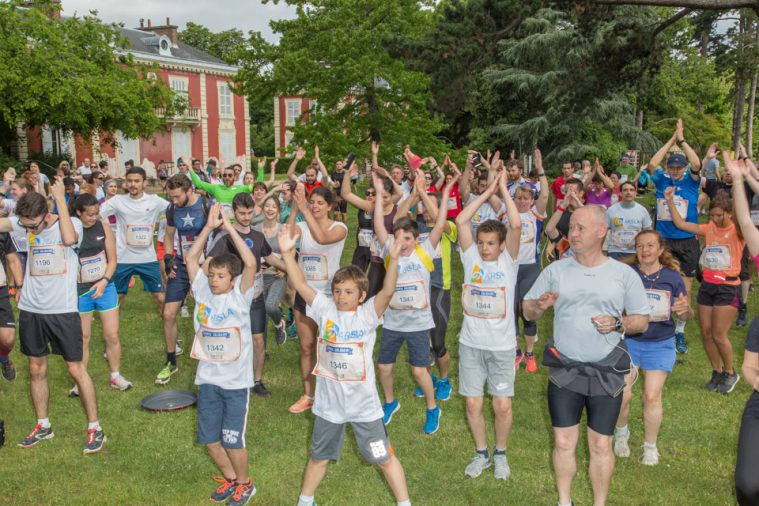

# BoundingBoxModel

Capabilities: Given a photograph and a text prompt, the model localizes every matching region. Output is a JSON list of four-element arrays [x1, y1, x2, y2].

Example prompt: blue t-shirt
[[638, 171, 651, 187], [653, 168, 700, 239], [627, 266, 686, 342], [169, 197, 208, 259]]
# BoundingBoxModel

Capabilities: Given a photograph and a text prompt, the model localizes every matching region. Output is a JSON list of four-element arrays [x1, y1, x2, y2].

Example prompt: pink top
[[585, 188, 612, 208]]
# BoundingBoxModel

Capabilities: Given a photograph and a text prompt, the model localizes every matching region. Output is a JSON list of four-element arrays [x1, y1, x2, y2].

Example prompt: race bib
[[357, 228, 374, 248], [447, 196, 458, 209], [299, 253, 328, 281], [179, 234, 196, 256], [389, 281, 428, 310], [520, 221, 535, 244], [656, 197, 688, 221], [312, 337, 367, 382], [700, 245, 731, 271], [253, 272, 264, 300], [191, 325, 242, 362], [751, 210, 759, 227], [462, 284, 507, 319], [646, 289, 671, 322], [30, 244, 66, 277], [79, 251, 106, 283], [125, 224, 154, 247], [611, 229, 637, 250]]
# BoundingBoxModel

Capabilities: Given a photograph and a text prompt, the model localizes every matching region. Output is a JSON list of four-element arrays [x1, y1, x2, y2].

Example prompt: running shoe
[[705, 370, 723, 392], [18, 424, 54, 448], [210, 476, 237, 503], [674, 332, 687, 354], [109, 374, 133, 391], [423, 406, 441, 435], [414, 374, 437, 397], [717, 372, 740, 394], [493, 453, 511, 480], [737, 304, 748, 328], [155, 362, 179, 385], [128, 276, 135, 288], [228, 479, 256, 506], [289, 395, 313, 414], [382, 399, 400, 425], [514, 349, 523, 370], [69, 384, 80, 397], [1, 360, 16, 381], [436, 378, 452, 401], [525, 353, 538, 373], [464, 453, 492, 478], [252, 381, 272, 398], [275, 320, 287, 345], [179, 305, 190, 318], [288, 322, 298, 339], [641, 443, 659, 466], [175, 340, 184, 356], [613, 429, 630, 458], [82, 428, 106, 454]]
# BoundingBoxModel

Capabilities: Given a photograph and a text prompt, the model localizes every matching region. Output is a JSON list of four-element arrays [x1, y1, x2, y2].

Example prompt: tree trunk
[[747, 70, 757, 157], [696, 22, 709, 113], [733, 13, 748, 153], [584, 0, 759, 14], [636, 110, 644, 130]]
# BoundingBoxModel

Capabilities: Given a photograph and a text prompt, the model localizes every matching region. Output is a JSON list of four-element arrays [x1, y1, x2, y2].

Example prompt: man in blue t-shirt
[[646, 118, 702, 354]]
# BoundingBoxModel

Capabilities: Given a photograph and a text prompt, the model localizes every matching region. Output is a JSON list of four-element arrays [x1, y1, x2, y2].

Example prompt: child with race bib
[[277, 224, 411, 506], [185, 203, 259, 506]]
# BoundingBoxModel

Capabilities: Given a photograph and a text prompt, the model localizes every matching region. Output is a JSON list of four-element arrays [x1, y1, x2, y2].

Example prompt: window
[[286, 100, 301, 126], [219, 131, 236, 164], [218, 83, 234, 117], [41, 126, 71, 156], [169, 76, 189, 109]]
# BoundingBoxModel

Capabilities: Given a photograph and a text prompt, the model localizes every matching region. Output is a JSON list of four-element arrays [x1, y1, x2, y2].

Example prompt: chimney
[[139, 18, 144, 28], [139, 17, 178, 45]]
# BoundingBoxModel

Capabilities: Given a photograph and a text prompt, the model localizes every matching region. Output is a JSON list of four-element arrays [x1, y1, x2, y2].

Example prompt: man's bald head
[[568, 205, 608, 255]]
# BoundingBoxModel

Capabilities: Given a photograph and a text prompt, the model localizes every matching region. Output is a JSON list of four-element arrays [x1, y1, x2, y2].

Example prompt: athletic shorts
[[78, 282, 119, 314], [697, 281, 740, 308], [250, 297, 266, 335], [165, 260, 191, 304], [335, 199, 348, 214], [293, 292, 308, 315], [196, 384, 250, 449], [311, 415, 392, 464], [547, 381, 623, 436], [19, 311, 83, 362], [665, 237, 700, 278], [0, 295, 15, 328], [114, 262, 164, 294], [626, 338, 676, 373], [378, 328, 430, 367], [740, 245, 751, 282], [458, 343, 516, 397]]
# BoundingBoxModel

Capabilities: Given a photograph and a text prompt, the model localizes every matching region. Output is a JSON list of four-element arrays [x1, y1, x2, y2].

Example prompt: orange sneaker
[[288, 395, 313, 414], [128, 276, 135, 288], [514, 351, 523, 371], [525, 353, 538, 373]]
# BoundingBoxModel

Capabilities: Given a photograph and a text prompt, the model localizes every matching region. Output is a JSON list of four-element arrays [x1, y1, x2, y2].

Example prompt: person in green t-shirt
[[616, 155, 638, 182], [189, 165, 252, 219]]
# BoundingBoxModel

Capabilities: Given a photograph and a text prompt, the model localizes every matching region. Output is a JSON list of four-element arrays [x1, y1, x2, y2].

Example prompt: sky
[[62, 0, 296, 41]]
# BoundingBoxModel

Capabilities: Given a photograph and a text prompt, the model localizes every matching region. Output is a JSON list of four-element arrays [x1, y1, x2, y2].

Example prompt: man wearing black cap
[[646, 118, 702, 354]]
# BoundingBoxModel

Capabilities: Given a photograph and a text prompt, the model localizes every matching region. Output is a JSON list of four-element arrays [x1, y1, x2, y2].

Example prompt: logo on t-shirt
[[324, 320, 339, 342], [612, 217, 624, 227], [470, 264, 505, 283], [196, 303, 210, 324]]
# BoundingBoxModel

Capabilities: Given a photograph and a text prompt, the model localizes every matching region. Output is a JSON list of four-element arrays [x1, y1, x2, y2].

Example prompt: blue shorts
[[378, 328, 430, 367], [250, 297, 266, 335], [197, 384, 250, 449], [78, 282, 119, 314], [626, 338, 676, 373], [114, 262, 163, 294], [165, 259, 191, 304]]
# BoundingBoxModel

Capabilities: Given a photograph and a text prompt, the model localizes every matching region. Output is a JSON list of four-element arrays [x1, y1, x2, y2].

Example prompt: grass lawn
[[1, 195, 754, 505]]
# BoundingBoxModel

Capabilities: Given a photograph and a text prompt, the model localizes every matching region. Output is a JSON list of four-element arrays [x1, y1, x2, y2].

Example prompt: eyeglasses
[[222, 173, 235, 178], [20, 215, 46, 232], [366, 191, 376, 196]]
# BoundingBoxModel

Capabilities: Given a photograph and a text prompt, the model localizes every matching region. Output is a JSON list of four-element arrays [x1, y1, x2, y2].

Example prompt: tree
[[178, 22, 247, 65], [0, 1, 173, 151]]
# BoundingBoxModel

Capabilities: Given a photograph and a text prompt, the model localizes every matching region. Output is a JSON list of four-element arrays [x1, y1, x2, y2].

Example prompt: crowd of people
[[1, 117, 758, 506]]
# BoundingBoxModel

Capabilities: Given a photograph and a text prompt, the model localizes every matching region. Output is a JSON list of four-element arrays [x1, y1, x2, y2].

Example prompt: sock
[[643, 442, 657, 450], [88, 421, 101, 431], [494, 447, 506, 455], [110, 371, 120, 379], [37, 418, 50, 429], [675, 319, 686, 333], [297, 495, 314, 506], [525, 351, 534, 357], [515, 348, 522, 356], [438, 377, 449, 383], [558, 501, 573, 506], [397, 500, 411, 506], [167, 351, 177, 366], [614, 425, 628, 436], [476, 447, 489, 460]]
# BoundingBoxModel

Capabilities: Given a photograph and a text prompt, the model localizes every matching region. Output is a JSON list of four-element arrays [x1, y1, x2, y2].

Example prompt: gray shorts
[[458, 343, 516, 398], [311, 416, 392, 464]]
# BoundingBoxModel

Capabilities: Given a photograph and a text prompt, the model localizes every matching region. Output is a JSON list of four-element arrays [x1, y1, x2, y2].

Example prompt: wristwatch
[[677, 139, 687, 146], [537, 173, 546, 178], [614, 317, 623, 332]]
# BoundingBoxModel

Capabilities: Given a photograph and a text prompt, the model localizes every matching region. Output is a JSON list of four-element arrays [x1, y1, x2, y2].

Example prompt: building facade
[[274, 95, 313, 156]]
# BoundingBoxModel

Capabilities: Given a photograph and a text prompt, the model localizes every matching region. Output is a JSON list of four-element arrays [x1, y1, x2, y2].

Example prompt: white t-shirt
[[77, 165, 92, 176], [502, 207, 545, 265], [0, 198, 17, 217], [307, 292, 384, 424], [380, 238, 436, 332], [99, 193, 169, 264], [191, 270, 256, 390], [296, 220, 347, 295], [466, 194, 505, 233], [13, 217, 83, 314], [298, 172, 324, 183], [459, 244, 519, 351], [606, 202, 652, 254]]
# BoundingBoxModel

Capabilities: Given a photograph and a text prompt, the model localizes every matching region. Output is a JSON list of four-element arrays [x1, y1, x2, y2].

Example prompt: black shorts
[[0, 295, 15, 328], [740, 245, 751, 282], [697, 281, 740, 308], [19, 311, 83, 362], [547, 381, 623, 436], [335, 199, 348, 214], [665, 237, 700, 278], [293, 292, 308, 315]]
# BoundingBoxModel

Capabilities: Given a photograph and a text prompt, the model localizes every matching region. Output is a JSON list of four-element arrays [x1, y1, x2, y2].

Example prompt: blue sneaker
[[424, 406, 441, 434], [436, 378, 451, 401], [414, 374, 437, 397], [382, 399, 400, 425], [288, 322, 298, 339], [675, 332, 687, 354]]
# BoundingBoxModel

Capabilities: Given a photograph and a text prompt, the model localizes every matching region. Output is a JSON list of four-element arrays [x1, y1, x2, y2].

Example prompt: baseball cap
[[666, 152, 687, 168]]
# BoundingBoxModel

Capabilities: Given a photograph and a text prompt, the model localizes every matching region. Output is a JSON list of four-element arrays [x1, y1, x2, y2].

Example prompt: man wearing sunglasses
[[189, 163, 254, 221]]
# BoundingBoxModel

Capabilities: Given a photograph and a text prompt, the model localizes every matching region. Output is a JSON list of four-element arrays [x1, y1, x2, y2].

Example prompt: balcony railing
[[155, 106, 201, 125]]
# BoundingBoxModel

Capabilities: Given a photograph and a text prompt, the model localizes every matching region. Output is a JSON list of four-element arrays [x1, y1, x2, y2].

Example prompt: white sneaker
[[641, 443, 659, 466], [464, 453, 492, 478], [175, 340, 184, 356], [613, 430, 630, 458], [493, 453, 511, 480], [109, 374, 133, 391], [179, 305, 190, 318], [69, 384, 79, 397]]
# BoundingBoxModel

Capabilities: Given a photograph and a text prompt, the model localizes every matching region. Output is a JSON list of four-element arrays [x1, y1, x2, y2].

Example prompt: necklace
[[639, 265, 663, 288]]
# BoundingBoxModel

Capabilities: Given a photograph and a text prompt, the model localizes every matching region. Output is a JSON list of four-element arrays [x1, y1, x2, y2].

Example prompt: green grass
[[1, 202, 754, 505]]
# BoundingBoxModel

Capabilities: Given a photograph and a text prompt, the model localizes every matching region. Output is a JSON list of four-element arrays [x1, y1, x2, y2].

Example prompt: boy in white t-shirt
[[454, 171, 521, 480], [277, 224, 411, 506], [184, 204, 258, 506]]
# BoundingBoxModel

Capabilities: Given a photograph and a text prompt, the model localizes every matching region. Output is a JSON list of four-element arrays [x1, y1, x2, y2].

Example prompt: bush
[[27, 151, 75, 180]]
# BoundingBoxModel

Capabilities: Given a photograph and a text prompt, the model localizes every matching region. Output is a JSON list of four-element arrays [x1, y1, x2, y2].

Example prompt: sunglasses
[[222, 173, 235, 178], [366, 191, 376, 196]]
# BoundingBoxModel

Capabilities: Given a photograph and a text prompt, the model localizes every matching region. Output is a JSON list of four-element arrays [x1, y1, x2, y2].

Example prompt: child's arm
[[186, 204, 222, 281], [455, 173, 501, 251], [373, 240, 401, 317], [278, 224, 317, 305], [220, 211, 257, 293]]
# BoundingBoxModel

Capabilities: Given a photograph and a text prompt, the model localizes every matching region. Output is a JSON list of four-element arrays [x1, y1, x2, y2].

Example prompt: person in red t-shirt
[[551, 162, 577, 210]]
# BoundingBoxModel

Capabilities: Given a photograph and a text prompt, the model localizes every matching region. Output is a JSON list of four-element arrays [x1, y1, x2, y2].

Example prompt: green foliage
[[27, 150, 73, 177], [178, 22, 247, 65]]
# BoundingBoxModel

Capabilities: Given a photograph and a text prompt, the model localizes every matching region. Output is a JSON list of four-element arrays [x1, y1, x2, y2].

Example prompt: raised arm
[[677, 119, 701, 172], [220, 211, 257, 293], [186, 204, 222, 281], [498, 172, 521, 260], [596, 159, 614, 189], [373, 173, 390, 246], [534, 148, 550, 215], [292, 185, 346, 245], [51, 179, 77, 246], [313, 146, 333, 188], [287, 147, 305, 182], [278, 224, 316, 305], [341, 164, 373, 213], [371, 140, 380, 170], [648, 127, 678, 174], [373, 240, 401, 317], [664, 187, 700, 235], [455, 172, 501, 251], [427, 169, 459, 249], [460, 154, 473, 204], [189, 168, 216, 196], [725, 152, 759, 256]]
